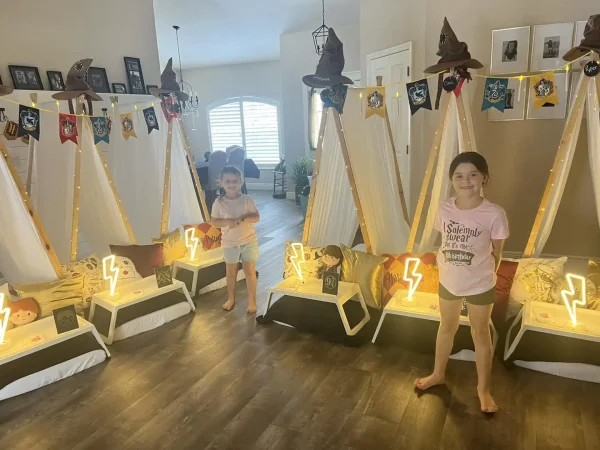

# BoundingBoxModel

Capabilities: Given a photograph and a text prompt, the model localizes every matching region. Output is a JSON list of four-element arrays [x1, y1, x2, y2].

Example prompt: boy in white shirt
[[211, 166, 260, 313]]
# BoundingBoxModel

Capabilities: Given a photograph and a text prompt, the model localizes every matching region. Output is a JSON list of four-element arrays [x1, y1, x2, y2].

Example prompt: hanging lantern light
[[312, 0, 329, 55], [173, 25, 200, 115]]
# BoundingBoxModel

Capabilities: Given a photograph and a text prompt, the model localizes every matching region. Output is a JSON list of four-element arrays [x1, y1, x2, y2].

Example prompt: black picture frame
[[112, 83, 128, 94], [155, 265, 173, 288], [87, 67, 110, 94], [47, 71, 65, 91], [52, 305, 79, 334], [9, 65, 44, 90], [146, 85, 158, 95], [124, 57, 146, 95], [322, 272, 340, 296]]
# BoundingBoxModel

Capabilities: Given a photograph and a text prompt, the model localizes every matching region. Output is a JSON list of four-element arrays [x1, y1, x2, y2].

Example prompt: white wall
[[360, 0, 599, 257], [181, 61, 282, 187], [280, 24, 360, 191], [0, 0, 161, 91]]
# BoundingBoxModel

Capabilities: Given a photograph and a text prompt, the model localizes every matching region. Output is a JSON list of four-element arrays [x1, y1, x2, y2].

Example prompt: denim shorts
[[438, 284, 496, 306], [222, 240, 259, 264]]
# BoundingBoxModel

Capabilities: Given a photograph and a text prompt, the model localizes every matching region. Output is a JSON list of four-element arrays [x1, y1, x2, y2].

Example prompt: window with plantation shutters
[[208, 97, 281, 167]]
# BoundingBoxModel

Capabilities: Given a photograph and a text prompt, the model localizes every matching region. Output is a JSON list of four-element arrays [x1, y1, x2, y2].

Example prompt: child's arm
[[492, 239, 505, 273], [211, 217, 238, 228], [241, 213, 260, 225]]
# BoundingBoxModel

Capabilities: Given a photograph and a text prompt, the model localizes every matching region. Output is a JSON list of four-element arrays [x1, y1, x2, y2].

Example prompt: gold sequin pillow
[[509, 257, 567, 304], [14, 276, 85, 317], [62, 255, 104, 308], [152, 229, 188, 265], [586, 259, 599, 310], [283, 241, 324, 280], [340, 244, 387, 310]]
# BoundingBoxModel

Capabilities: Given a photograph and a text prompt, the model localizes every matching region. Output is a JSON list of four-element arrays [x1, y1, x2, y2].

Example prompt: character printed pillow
[[283, 241, 325, 280], [107, 256, 143, 290], [183, 223, 222, 251], [549, 259, 600, 310], [508, 257, 567, 304], [382, 253, 439, 306], [62, 255, 104, 307]]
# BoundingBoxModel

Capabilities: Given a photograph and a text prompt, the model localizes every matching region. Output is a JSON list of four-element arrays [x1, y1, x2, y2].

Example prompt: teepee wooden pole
[[160, 119, 175, 236], [333, 109, 373, 254], [0, 142, 63, 277], [25, 138, 35, 196], [70, 100, 83, 262], [302, 108, 327, 246], [406, 92, 452, 254], [177, 117, 210, 221], [524, 75, 590, 257], [377, 76, 410, 224]]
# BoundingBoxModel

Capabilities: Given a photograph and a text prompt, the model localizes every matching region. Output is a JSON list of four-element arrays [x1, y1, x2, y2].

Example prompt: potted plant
[[291, 156, 312, 205], [300, 185, 311, 219]]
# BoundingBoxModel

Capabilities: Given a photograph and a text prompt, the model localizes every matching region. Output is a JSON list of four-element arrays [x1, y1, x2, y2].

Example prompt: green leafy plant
[[291, 156, 313, 186]]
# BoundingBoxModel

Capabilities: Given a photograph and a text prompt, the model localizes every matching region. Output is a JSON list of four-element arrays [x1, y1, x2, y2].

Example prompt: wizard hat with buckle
[[0, 83, 12, 96], [302, 28, 354, 88], [563, 14, 600, 61], [52, 59, 103, 101], [149, 58, 189, 102], [424, 18, 483, 73]]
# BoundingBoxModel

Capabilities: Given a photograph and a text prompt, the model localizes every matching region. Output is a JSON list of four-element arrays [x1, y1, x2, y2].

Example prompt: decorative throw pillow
[[183, 223, 222, 250], [549, 259, 600, 310], [109, 244, 164, 278], [62, 255, 104, 308], [111, 256, 143, 288], [283, 241, 325, 280], [152, 229, 187, 265], [491, 260, 519, 325], [341, 244, 386, 309], [14, 276, 85, 317], [381, 253, 439, 306], [508, 257, 567, 304]]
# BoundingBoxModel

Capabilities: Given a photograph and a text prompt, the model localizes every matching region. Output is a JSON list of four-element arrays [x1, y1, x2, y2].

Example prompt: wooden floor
[[2, 192, 600, 450]]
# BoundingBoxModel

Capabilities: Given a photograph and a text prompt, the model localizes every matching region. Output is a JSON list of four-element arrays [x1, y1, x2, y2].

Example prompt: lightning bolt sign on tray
[[0, 294, 10, 345], [403, 258, 423, 301], [185, 228, 199, 261], [561, 273, 587, 326], [290, 243, 305, 280], [102, 255, 120, 297]]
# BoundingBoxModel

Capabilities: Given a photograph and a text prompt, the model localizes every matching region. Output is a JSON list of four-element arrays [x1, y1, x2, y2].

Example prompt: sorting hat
[[149, 58, 189, 102], [302, 28, 354, 88], [0, 83, 12, 96], [563, 15, 600, 61], [424, 18, 483, 73], [52, 59, 102, 101]]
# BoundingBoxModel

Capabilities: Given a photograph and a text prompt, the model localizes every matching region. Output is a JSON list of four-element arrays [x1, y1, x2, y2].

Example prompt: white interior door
[[367, 43, 412, 212]]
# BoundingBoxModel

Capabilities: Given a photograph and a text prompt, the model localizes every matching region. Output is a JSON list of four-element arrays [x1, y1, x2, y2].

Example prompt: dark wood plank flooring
[[1, 192, 600, 450]]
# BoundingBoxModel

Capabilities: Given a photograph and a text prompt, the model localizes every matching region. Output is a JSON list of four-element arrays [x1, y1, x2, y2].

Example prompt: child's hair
[[449, 152, 490, 179], [9, 297, 40, 315], [220, 165, 242, 179], [322, 245, 343, 267]]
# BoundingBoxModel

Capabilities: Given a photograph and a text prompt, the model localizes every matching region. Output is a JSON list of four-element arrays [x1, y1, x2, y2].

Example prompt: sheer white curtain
[[0, 144, 59, 283], [306, 109, 359, 248], [586, 77, 600, 229], [529, 74, 586, 256], [340, 90, 409, 255]]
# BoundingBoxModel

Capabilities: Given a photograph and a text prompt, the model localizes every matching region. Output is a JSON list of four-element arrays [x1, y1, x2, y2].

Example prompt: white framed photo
[[571, 20, 592, 70], [531, 23, 575, 72], [488, 78, 528, 121], [527, 72, 569, 120], [491, 26, 531, 75]]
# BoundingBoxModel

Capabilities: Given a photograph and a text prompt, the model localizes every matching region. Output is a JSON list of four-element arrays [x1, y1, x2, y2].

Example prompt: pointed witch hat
[[563, 14, 600, 61], [424, 18, 483, 73], [52, 59, 103, 101], [149, 58, 189, 102], [302, 28, 354, 88]]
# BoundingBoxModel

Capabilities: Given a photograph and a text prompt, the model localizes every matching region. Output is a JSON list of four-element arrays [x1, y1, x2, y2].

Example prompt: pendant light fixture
[[312, 0, 329, 55], [173, 25, 199, 118]]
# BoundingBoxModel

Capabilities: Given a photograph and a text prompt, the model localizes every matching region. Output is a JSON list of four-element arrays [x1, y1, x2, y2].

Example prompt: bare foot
[[223, 299, 235, 311], [414, 373, 445, 391], [478, 390, 498, 413], [247, 300, 257, 314]]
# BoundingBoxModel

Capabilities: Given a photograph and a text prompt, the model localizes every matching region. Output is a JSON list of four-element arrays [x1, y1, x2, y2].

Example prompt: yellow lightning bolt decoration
[[561, 273, 587, 326], [290, 243, 306, 280], [185, 228, 199, 261], [102, 255, 119, 297], [403, 258, 423, 301], [0, 293, 10, 345]]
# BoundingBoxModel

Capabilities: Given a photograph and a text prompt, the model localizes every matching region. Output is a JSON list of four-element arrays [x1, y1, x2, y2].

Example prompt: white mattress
[[113, 301, 192, 342], [0, 349, 107, 401]]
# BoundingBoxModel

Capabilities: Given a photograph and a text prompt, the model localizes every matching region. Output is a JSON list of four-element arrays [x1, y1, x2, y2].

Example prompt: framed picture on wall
[[124, 57, 146, 95], [112, 83, 127, 94], [527, 72, 568, 120], [490, 26, 531, 75], [87, 67, 110, 93], [488, 78, 528, 121], [572, 20, 592, 70], [47, 71, 65, 91], [531, 23, 574, 72], [9, 65, 43, 90]]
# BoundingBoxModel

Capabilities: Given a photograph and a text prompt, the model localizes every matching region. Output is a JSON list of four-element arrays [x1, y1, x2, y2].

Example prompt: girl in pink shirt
[[415, 152, 509, 414]]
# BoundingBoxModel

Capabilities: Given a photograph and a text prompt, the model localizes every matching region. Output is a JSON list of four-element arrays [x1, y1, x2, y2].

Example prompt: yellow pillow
[[14, 275, 85, 318], [152, 229, 187, 265], [340, 244, 386, 309]]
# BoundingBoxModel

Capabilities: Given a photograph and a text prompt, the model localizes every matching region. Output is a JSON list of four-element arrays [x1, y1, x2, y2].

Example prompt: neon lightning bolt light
[[403, 258, 423, 301], [185, 227, 200, 261], [561, 273, 587, 326], [0, 294, 10, 345], [290, 243, 306, 280], [102, 255, 119, 297]]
